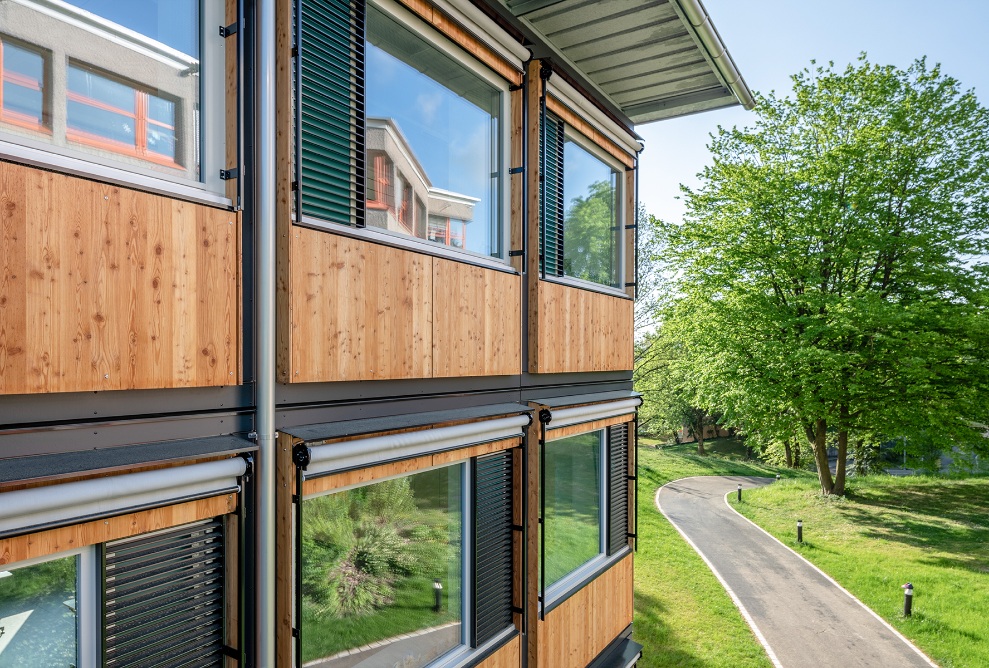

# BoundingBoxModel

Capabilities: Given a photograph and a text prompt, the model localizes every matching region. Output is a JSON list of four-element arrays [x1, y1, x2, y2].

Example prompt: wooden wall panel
[[545, 96, 635, 170], [432, 259, 520, 377], [0, 493, 237, 566], [625, 169, 636, 299], [536, 555, 634, 668], [533, 281, 633, 374], [0, 161, 240, 394], [286, 228, 433, 381], [478, 635, 521, 668], [546, 415, 635, 442]]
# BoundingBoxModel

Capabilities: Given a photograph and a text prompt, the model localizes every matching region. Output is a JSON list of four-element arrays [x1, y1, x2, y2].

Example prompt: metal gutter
[[671, 0, 755, 110], [255, 0, 277, 663]]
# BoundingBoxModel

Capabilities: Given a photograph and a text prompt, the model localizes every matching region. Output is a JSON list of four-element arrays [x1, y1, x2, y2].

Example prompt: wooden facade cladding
[[0, 493, 237, 566], [478, 635, 521, 668], [0, 161, 241, 394], [281, 227, 521, 382], [536, 554, 634, 668]]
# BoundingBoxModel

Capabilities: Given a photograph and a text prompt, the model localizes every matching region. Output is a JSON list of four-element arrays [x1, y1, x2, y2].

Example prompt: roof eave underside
[[502, 0, 753, 126]]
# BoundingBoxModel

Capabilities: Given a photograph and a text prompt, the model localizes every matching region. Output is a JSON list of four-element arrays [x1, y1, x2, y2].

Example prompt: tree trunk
[[834, 430, 848, 496], [783, 440, 794, 468], [695, 429, 706, 455], [793, 440, 801, 468], [809, 419, 835, 494]]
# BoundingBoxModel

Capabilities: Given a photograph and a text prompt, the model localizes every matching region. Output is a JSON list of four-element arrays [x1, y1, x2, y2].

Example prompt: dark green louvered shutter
[[299, 0, 365, 226], [103, 519, 226, 667], [473, 451, 514, 647], [608, 424, 629, 555], [540, 113, 564, 276]]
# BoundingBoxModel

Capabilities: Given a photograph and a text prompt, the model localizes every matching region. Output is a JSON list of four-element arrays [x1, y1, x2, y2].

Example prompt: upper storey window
[[298, 0, 506, 261], [541, 112, 624, 290], [0, 0, 226, 195]]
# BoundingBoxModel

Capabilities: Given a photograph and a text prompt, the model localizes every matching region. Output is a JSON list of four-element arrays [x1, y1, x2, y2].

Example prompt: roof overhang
[[496, 0, 754, 127]]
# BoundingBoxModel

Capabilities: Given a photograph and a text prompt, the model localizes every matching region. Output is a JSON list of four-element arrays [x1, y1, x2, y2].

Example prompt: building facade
[[0, 0, 750, 666]]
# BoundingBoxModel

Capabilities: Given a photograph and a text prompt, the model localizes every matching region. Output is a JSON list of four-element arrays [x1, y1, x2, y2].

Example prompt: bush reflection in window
[[301, 466, 464, 667], [0, 555, 78, 667]]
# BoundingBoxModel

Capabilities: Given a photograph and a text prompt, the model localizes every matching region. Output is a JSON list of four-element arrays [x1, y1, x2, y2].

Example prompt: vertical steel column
[[255, 0, 277, 664]]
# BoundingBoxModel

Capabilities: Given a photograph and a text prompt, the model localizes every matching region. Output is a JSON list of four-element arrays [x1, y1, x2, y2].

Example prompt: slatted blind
[[541, 112, 565, 276], [103, 518, 226, 667], [473, 451, 514, 647], [608, 424, 629, 555], [299, 0, 366, 226]]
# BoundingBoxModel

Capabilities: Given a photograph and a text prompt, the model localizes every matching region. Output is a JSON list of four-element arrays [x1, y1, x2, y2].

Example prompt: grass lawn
[[732, 475, 989, 668], [633, 442, 803, 667]]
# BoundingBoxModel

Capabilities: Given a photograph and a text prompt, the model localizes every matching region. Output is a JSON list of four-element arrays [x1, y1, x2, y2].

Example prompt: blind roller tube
[[545, 398, 642, 431], [304, 415, 529, 479], [0, 458, 246, 536]]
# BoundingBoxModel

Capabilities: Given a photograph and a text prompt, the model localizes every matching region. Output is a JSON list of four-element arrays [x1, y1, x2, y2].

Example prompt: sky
[[637, 0, 989, 226]]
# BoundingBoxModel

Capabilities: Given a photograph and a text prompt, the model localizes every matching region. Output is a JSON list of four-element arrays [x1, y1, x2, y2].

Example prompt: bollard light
[[433, 578, 443, 612], [902, 582, 913, 617], [797, 519, 803, 543], [737, 483, 742, 502], [776, 474, 781, 481]]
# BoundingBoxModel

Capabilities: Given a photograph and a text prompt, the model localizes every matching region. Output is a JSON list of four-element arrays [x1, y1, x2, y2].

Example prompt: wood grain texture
[[546, 415, 635, 442], [536, 554, 634, 668], [223, 512, 240, 667], [396, 0, 523, 85], [286, 229, 433, 381], [0, 162, 240, 394], [534, 281, 633, 374], [525, 60, 545, 374], [302, 437, 520, 497], [545, 96, 635, 169], [0, 493, 237, 566], [276, 432, 296, 668], [625, 168, 636, 299], [275, 0, 294, 388], [510, 87, 523, 274], [477, 635, 521, 668], [524, 416, 541, 668], [431, 258, 520, 377]]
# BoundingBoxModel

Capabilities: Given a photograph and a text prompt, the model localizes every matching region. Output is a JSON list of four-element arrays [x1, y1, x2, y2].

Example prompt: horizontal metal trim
[[435, 0, 530, 66], [540, 274, 633, 300], [0, 145, 232, 208], [0, 458, 245, 536], [302, 415, 529, 479], [533, 389, 640, 409], [296, 217, 518, 275], [544, 399, 640, 432]]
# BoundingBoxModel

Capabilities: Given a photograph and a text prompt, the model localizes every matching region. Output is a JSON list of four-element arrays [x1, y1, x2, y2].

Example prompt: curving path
[[656, 476, 936, 668]]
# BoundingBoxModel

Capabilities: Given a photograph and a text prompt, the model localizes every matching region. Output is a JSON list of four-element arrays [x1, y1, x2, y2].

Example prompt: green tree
[[651, 56, 989, 495], [564, 180, 618, 286]]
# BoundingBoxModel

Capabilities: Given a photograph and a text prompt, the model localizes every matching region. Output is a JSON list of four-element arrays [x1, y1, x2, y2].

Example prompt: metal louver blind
[[608, 424, 630, 555], [473, 451, 514, 647], [541, 113, 565, 276], [103, 518, 226, 667], [299, 0, 366, 226]]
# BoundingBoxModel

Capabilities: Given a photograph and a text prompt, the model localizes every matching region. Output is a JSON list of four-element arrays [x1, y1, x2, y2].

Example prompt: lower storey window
[[0, 553, 80, 666], [302, 465, 465, 667]]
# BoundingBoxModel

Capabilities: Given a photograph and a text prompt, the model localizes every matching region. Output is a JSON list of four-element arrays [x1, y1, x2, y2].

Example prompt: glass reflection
[[563, 139, 620, 287], [0, 556, 78, 667]]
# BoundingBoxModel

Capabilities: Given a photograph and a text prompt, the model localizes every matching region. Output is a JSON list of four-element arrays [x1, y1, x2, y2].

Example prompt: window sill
[[541, 274, 632, 300], [541, 547, 632, 617], [298, 215, 519, 275], [0, 139, 232, 209], [437, 627, 517, 668]]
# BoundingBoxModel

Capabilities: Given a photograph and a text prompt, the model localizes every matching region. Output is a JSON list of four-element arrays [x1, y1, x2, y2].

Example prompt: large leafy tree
[[652, 57, 989, 495]]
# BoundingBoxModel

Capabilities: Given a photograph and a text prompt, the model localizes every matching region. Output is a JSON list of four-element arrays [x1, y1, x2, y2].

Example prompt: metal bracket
[[509, 166, 524, 175], [221, 645, 240, 660], [239, 454, 255, 479], [625, 224, 638, 230], [220, 21, 240, 38], [511, 524, 525, 532], [509, 83, 523, 92], [538, 409, 552, 425], [508, 250, 524, 257], [625, 282, 637, 288], [220, 167, 239, 180], [291, 627, 300, 639], [292, 443, 312, 470]]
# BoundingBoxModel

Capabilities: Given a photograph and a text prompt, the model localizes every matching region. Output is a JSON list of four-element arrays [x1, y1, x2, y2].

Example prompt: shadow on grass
[[632, 590, 710, 668]]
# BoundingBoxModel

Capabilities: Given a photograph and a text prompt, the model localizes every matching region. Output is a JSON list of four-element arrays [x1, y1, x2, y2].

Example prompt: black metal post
[[737, 483, 742, 502], [433, 578, 443, 613], [797, 519, 803, 543], [902, 582, 913, 617]]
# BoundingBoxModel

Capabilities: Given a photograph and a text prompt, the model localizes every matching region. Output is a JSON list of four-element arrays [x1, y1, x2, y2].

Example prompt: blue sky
[[637, 0, 989, 226]]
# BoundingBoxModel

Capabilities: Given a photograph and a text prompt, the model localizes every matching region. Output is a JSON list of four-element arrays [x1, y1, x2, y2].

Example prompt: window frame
[[296, 0, 514, 272], [0, 547, 99, 668], [0, 0, 230, 207], [0, 36, 51, 135]]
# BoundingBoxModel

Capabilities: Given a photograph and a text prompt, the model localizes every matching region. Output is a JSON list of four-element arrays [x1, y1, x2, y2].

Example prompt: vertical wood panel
[[432, 259, 520, 377], [536, 555, 634, 668], [625, 169, 636, 299], [288, 229, 433, 381], [526, 60, 545, 374], [276, 432, 297, 668], [478, 635, 521, 668], [534, 281, 633, 373], [510, 87, 524, 274], [0, 161, 240, 394]]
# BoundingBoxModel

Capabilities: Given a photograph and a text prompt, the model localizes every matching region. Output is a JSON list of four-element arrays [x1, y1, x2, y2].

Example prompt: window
[[0, 550, 96, 667], [301, 466, 466, 667], [299, 1, 506, 260], [0, 0, 225, 193], [541, 113, 623, 289], [540, 425, 631, 600], [0, 39, 47, 133]]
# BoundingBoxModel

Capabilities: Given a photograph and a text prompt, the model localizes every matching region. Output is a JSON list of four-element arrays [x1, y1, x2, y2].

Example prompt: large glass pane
[[563, 138, 620, 287], [365, 6, 502, 258], [542, 431, 603, 588], [0, 556, 78, 667], [301, 466, 464, 668], [0, 0, 201, 180], [1, 42, 45, 127]]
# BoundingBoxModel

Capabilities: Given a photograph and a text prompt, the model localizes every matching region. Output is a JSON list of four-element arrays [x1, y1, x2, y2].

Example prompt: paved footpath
[[656, 476, 937, 668]]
